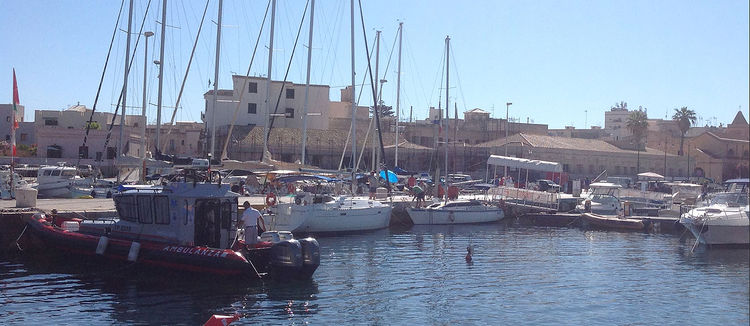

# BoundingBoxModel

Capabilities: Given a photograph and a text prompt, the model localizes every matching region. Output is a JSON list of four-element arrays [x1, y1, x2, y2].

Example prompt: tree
[[672, 106, 696, 156], [86, 121, 101, 130], [372, 104, 394, 117], [626, 110, 649, 174], [611, 101, 628, 110]]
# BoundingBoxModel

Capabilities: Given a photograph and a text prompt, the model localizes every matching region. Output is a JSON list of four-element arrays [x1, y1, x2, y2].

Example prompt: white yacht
[[680, 179, 749, 246], [267, 192, 392, 234], [680, 191, 749, 246], [35, 165, 81, 198], [576, 182, 623, 215], [406, 199, 505, 225]]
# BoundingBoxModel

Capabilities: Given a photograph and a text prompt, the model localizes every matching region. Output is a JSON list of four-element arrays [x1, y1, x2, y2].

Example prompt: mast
[[210, 0, 223, 158], [118, 0, 134, 184], [444, 35, 450, 204], [394, 22, 403, 168], [301, 0, 315, 165], [262, 0, 276, 162], [155, 0, 167, 156], [141, 31, 153, 181], [371, 30, 380, 171], [349, 0, 356, 193]]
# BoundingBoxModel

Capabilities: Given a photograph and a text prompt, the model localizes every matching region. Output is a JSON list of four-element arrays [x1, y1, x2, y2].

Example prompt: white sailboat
[[263, 0, 392, 233], [407, 36, 504, 225]]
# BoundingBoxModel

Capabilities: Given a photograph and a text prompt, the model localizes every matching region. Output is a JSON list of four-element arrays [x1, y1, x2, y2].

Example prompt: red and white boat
[[23, 175, 320, 280]]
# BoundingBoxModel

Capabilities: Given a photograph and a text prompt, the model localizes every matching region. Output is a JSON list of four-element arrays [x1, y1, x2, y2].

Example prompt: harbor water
[[1, 222, 748, 325]]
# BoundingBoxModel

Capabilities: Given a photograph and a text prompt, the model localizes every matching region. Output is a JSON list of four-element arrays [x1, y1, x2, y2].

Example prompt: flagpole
[[11, 68, 20, 199]]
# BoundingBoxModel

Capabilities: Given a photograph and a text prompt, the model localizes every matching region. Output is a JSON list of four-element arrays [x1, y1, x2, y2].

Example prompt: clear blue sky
[[2, 0, 748, 129]]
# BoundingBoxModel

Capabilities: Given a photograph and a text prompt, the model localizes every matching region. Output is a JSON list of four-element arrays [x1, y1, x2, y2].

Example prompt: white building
[[604, 107, 632, 140], [203, 75, 331, 133]]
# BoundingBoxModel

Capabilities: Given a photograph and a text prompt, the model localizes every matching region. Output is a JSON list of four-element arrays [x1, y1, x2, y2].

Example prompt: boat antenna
[[77, 0, 126, 168], [357, 0, 391, 193]]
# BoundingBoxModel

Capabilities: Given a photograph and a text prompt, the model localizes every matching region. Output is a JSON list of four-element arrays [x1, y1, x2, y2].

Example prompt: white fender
[[127, 242, 141, 262], [96, 236, 109, 255]]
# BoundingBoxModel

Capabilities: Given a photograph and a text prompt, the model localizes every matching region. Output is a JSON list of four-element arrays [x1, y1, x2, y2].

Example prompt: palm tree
[[626, 110, 649, 174], [672, 106, 696, 156]]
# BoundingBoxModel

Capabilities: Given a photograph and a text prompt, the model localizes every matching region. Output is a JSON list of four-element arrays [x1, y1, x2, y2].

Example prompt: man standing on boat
[[368, 171, 379, 200], [240, 201, 261, 245]]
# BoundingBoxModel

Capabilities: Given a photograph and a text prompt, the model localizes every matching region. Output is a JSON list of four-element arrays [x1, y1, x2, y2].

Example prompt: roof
[[465, 108, 490, 114], [203, 89, 235, 97], [695, 131, 749, 144], [730, 111, 748, 126], [475, 133, 669, 155]]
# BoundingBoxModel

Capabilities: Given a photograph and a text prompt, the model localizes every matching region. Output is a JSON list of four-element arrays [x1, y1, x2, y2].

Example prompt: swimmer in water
[[465, 245, 473, 263]]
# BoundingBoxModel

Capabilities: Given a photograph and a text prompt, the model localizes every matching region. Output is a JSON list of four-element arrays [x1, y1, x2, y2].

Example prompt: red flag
[[11, 69, 19, 156], [12, 69, 20, 105]]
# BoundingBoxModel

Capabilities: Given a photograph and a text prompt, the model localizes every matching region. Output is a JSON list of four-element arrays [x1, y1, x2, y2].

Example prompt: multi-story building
[[604, 107, 632, 141]]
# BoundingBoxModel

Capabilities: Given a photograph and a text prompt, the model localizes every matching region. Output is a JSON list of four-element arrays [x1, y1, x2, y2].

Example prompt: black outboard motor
[[269, 239, 303, 279], [298, 237, 320, 279]]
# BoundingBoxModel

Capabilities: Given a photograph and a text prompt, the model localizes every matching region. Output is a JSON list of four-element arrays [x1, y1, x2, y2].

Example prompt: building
[[146, 121, 204, 157], [689, 131, 749, 181], [604, 106, 632, 141], [204, 75, 332, 154]]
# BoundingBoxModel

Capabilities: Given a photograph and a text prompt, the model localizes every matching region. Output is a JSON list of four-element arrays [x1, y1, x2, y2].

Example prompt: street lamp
[[503, 102, 512, 176], [140, 31, 154, 181]]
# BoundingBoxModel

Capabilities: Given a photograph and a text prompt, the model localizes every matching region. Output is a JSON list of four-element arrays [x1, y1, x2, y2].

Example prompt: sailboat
[[264, 0, 391, 234], [406, 36, 504, 225]]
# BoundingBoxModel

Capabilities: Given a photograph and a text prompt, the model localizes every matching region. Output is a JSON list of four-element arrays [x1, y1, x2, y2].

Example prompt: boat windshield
[[704, 193, 749, 207], [591, 194, 619, 205], [590, 187, 618, 196]]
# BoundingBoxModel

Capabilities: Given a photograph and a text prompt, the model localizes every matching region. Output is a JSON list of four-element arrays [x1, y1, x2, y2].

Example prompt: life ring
[[257, 215, 266, 232], [449, 211, 455, 222], [265, 192, 277, 207], [295, 197, 302, 205]]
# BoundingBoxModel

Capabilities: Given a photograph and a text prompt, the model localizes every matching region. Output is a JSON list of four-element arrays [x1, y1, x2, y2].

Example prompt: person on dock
[[411, 183, 425, 208], [368, 171, 379, 200], [240, 201, 261, 245]]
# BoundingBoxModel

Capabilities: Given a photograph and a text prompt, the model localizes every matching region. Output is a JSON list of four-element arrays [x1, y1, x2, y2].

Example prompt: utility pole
[[503, 102, 512, 176]]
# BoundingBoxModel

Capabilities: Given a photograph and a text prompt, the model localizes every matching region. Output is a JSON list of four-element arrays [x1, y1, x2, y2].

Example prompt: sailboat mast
[[372, 30, 380, 171], [395, 22, 402, 168], [141, 31, 153, 181], [444, 35, 450, 204], [349, 0, 356, 193], [155, 0, 167, 155], [262, 0, 277, 162], [118, 0, 134, 184], [301, 0, 315, 165], [210, 0, 223, 158]]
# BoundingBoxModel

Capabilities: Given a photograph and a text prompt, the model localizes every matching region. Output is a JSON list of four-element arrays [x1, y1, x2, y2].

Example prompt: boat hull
[[681, 219, 750, 246], [581, 213, 645, 231], [406, 207, 504, 225], [271, 202, 392, 233], [23, 214, 267, 278]]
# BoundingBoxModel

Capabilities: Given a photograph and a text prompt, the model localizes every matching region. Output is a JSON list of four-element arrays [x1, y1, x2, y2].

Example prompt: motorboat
[[267, 192, 392, 234], [22, 173, 320, 279], [0, 169, 35, 199], [679, 187, 749, 247], [406, 199, 505, 225], [576, 182, 623, 215], [35, 165, 81, 198]]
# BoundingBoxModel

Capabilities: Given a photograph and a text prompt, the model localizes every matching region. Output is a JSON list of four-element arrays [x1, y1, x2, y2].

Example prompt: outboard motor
[[298, 237, 320, 279], [269, 239, 303, 280]]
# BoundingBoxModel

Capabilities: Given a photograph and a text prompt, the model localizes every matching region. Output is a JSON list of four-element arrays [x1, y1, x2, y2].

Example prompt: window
[[248, 82, 257, 93], [563, 164, 570, 172], [286, 88, 295, 99], [221, 200, 233, 229], [154, 196, 170, 225], [61, 169, 76, 177], [44, 118, 58, 126], [247, 103, 257, 114], [47, 145, 62, 158], [133, 122, 139, 128], [285, 108, 295, 119], [20, 133, 27, 141], [181, 139, 185, 146], [115, 195, 138, 222], [107, 146, 116, 159], [43, 169, 53, 176], [137, 195, 153, 224], [5, 116, 9, 122], [79, 146, 89, 159], [630, 167, 636, 174]]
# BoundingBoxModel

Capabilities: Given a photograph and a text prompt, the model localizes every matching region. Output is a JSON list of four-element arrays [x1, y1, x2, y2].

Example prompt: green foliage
[[626, 110, 649, 145], [672, 106, 696, 134], [86, 121, 101, 130]]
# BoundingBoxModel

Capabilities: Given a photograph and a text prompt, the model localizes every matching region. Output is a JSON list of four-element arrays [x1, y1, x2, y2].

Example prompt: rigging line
[[320, 1, 344, 87], [449, 42, 468, 113], [220, 0, 272, 161], [404, 33, 430, 110], [357, 0, 391, 192], [78, 0, 126, 168], [265, 0, 310, 152], [338, 35, 376, 172], [160, 0, 211, 153], [99, 0, 154, 173]]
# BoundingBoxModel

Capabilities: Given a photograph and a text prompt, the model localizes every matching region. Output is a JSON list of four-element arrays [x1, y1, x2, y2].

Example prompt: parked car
[[537, 179, 560, 192]]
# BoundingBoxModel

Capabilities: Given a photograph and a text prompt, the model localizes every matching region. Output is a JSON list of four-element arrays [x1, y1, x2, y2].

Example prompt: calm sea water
[[1, 222, 748, 325]]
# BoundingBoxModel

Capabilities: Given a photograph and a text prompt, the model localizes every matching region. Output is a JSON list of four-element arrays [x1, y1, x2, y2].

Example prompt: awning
[[486, 155, 563, 173], [637, 172, 664, 180]]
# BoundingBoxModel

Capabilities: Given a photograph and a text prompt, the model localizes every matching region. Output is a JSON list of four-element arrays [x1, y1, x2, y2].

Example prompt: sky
[[1, 0, 748, 130]]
